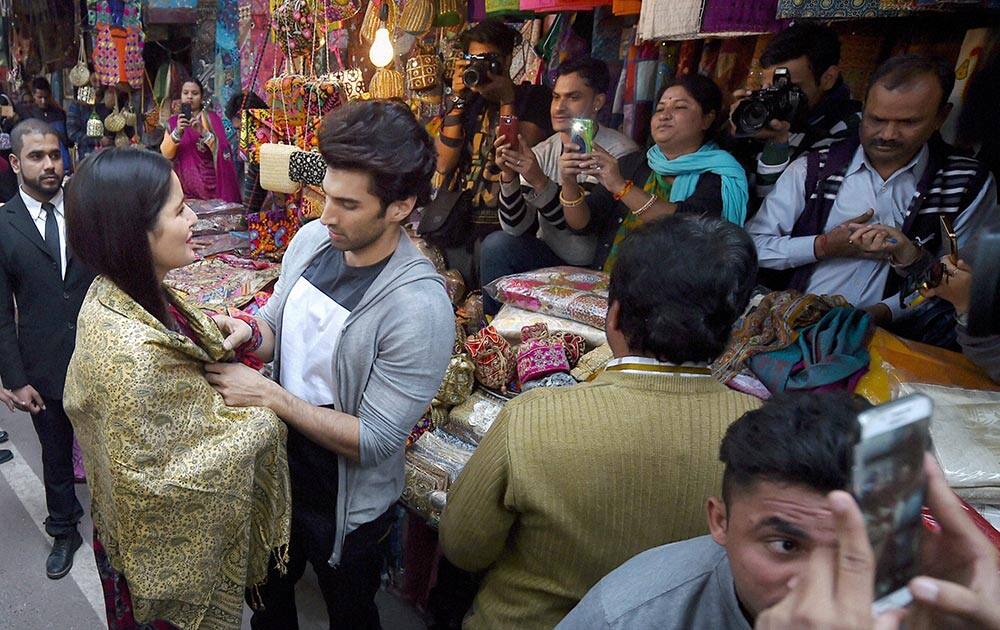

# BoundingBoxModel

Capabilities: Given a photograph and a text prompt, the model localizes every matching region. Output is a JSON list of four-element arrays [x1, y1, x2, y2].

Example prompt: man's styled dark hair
[[65, 148, 177, 327], [556, 56, 611, 95], [760, 23, 842, 81], [30, 77, 52, 94], [11, 118, 58, 157], [459, 18, 523, 58], [609, 215, 757, 363], [318, 99, 436, 209], [719, 392, 867, 506], [655, 74, 726, 141], [225, 91, 268, 120], [867, 55, 955, 111]]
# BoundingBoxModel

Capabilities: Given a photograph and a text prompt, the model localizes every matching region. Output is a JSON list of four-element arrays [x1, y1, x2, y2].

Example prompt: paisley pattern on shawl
[[63, 276, 291, 630]]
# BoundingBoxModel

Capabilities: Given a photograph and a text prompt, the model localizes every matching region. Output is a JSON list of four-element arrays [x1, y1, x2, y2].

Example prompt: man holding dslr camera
[[730, 23, 862, 204], [431, 19, 552, 265]]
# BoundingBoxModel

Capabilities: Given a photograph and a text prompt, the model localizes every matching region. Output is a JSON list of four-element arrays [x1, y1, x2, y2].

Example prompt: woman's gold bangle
[[559, 190, 585, 207], [634, 194, 657, 217]]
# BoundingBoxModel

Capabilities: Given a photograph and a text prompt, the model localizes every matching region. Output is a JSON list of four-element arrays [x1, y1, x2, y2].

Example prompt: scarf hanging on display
[[90, 0, 145, 88], [700, 0, 785, 36], [776, 0, 905, 18], [637, 0, 704, 42]]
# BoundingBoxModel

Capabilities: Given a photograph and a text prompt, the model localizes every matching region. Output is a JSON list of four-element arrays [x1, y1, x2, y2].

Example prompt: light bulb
[[369, 27, 394, 68]]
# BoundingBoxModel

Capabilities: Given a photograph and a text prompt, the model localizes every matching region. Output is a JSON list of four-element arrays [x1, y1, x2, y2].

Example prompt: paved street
[[0, 403, 426, 630]]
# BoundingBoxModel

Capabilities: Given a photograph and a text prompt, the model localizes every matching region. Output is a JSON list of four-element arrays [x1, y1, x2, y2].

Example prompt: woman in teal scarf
[[560, 74, 749, 271]]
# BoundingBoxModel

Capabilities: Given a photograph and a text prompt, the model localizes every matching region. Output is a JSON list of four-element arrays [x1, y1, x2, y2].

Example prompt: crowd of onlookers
[[0, 17, 998, 630]]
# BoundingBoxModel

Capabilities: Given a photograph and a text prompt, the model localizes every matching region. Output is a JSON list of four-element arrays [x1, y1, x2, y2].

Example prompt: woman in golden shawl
[[62, 148, 291, 630]]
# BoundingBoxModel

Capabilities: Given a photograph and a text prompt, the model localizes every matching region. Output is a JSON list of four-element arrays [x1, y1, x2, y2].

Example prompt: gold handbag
[[104, 102, 126, 133], [333, 68, 367, 101], [69, 37, 91, 88], [361, 0, 398, 42], [369, 67, 404, 99], [114, 131, 131, 147], [77, 85, 96, 105], [122, 104, 137, 128], [86, 110, 104, 138], [433, 353, 475, 408], [400, 0, 434, 35], [258, 143, 301, 194], [406, 53, 440, 92]]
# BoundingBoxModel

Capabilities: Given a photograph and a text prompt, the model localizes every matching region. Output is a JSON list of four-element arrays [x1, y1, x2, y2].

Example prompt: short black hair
[[318, 99, 436, 208], [225, 91, 268, 120], [655, 74, 726, 141], [719, 392, 867, 506], [30, 77, 52, 94], [11, 118, 58, 157], [556, 56, 611, 95], [459, 18, 523, 58], [609, 215, 757, 364], [761, 23, 842, 81], [867, 55, 955, 111]]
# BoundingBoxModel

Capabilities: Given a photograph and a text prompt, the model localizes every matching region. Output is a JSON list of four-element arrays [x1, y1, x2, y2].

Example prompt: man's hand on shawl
[[205, 362, 279, 409], [212, 314, 252, 351]]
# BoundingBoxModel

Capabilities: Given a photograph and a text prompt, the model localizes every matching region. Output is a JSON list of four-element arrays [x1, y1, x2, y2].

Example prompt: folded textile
[[898, 382, 1000, 503], [712, 290, 851, 383], [485, 266, 609, 331], [492, 305, 607, 349], [748, 306, 872, 393], [164, 255, 281, 310]]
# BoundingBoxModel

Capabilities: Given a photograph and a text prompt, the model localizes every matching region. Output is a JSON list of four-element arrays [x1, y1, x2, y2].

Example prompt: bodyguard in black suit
[[0, 119, 96, 578]]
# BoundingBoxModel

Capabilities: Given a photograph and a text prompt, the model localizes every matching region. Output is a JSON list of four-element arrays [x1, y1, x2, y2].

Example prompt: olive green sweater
[[439, 368, 761, 630]]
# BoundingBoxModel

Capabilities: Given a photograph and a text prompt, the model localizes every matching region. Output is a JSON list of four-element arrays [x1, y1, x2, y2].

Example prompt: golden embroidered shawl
[[64, 276, 291, 630]]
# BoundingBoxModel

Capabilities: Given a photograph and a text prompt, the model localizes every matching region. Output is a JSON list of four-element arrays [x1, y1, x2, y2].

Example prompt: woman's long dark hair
[[65, 148, 176, 327]]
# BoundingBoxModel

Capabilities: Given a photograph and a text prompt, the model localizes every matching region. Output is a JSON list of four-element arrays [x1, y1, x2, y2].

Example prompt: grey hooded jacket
[[260, 221, 454, 566]]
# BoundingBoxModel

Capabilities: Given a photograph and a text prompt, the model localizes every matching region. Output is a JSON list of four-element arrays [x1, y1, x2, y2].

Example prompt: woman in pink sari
[[160, 80, 241, 202]]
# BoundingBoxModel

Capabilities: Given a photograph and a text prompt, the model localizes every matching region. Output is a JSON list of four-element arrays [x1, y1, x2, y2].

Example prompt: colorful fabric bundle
[[492, 305, 607, 349], [747, 307, 873, 394], [712, 290, 851, 384], [163, 255, 281, 310], [485, 267, 610, 330], [614, 39, 661, 143], [247, 207, 301, 259], [463, 326, 516, 391]]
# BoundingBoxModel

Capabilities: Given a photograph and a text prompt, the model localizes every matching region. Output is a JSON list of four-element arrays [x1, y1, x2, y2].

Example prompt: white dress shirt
[[747, 144, 998, 318], [605, 355, 712, 378], [21, 187, 67, 280]]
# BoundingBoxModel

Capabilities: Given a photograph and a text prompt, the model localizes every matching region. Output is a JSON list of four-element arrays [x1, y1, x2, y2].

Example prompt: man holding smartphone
[[480, 55, 639, 316]]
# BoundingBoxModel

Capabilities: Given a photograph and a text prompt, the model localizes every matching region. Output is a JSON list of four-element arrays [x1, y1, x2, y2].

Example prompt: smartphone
[[498, 115, 519, 151], [180, 103, 193, 120], [570, 118, 595, 154], [851, 394, 933, 614]]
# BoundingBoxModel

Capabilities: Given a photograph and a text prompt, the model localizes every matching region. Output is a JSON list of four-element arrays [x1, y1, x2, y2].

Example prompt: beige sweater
[[439, 369, 761, 630]]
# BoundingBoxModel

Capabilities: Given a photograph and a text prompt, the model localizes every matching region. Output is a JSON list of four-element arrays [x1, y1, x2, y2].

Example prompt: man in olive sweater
[[440, 216, 762, 630]]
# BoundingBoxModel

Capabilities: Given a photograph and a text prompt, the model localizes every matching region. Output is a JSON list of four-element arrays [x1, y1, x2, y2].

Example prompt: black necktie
[[42, 202, 61, 274]]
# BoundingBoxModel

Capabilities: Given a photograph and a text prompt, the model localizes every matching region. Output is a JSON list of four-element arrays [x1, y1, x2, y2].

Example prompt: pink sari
[[167, 110, 241, 202]]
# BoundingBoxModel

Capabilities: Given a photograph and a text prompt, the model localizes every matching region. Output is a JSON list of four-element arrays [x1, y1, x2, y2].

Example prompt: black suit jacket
[[0, 192, 96, 400]]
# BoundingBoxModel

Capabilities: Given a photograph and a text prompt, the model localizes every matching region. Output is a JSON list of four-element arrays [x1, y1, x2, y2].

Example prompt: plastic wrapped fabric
[[441, 388, 510, 447], [484, 266, 609, 331], [492, 305, 607, 350], [897, 382, 1000, 503], [855, 329, 1000, 405], [402, 430, 477, 526]]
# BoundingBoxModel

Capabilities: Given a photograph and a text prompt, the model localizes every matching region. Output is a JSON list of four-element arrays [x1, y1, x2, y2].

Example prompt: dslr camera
[[463, 53, 504, 88], [731, 68, 807, 138]]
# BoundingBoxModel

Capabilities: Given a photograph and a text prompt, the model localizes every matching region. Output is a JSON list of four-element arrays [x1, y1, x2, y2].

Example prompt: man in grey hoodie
[[206, 100, 455, 629]]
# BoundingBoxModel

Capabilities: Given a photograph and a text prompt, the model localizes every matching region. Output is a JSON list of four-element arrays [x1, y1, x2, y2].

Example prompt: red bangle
[[613, 180, 634, 201]]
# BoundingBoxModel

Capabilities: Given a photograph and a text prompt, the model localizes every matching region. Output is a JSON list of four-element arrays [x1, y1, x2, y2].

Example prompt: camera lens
[[463, 67, 481, 88], [735, 100, 770, 136]]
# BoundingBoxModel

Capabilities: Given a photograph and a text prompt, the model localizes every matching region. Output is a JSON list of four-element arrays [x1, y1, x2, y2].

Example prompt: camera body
[[462, 53, 504, 88], [731, 68, 807, 138]]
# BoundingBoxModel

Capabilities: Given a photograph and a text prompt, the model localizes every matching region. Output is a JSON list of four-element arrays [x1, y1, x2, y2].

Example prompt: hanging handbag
[[77, 85, 97, 105], [104, 102, 126, 133], [258, 143, 301, 194], [288, 149, 326, 186], [369, 68, 405, 99], [86, 110, 105, 138], [400, 0, 434, 35], [69, 37, 92, 88]]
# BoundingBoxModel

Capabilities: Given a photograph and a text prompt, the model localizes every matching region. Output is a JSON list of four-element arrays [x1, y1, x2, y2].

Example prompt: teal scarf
[[646, 142, 749, 226]]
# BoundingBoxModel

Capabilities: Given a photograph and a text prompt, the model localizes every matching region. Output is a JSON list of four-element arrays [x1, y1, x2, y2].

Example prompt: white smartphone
[[851, 394, 933, 615]]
